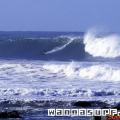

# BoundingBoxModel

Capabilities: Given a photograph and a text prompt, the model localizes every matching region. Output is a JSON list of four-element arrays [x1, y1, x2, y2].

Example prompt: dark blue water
[[0, 31, 86, 60]]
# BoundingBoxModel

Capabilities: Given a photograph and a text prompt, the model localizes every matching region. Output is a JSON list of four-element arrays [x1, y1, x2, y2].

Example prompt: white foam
[[43, 62, 75, 77], [79, 65, 120, 81], [43, 63, 120, 81], [45, 37, 75, 54], [0, 60, 119, 102], [84, 31, 120, 58]]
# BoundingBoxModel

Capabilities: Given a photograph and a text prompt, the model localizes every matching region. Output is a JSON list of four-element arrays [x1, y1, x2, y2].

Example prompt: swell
[[0, 31, 120, 61], [0, 36, 87, 60]]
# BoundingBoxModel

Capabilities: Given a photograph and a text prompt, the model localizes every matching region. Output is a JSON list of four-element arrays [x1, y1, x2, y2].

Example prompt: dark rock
[[0, 111, 21, 118], [113, 103, 120, 110], [73, 101, 109, 108], [74, 101, 92, 107], [93, 116, 102, 120]]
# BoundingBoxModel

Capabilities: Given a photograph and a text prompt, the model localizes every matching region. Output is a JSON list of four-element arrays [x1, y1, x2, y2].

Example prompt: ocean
[[0, 31, 120, 119]]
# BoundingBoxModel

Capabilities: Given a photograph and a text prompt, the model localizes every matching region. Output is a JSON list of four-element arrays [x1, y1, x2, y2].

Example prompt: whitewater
[[0, 31, 120, 119], [84, 31, 120, 58]]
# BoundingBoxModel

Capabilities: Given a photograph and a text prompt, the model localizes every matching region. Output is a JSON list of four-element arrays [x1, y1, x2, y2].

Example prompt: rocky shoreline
[[0, 100, 119, 119]]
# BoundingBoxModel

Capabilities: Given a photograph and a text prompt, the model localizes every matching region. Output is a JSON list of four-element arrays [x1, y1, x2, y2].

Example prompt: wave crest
[[43, 63, 120, 81], [0, 31, 120, 60], [84, 31, 120, 58]]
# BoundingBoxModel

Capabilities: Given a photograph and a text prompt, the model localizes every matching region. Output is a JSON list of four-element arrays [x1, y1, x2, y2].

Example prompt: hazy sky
[[0, 0, 120, 32]]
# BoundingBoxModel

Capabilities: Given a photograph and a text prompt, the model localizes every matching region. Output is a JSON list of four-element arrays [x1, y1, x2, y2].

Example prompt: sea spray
[[84, 30, 120, 58], [43, 62, 120, 81]]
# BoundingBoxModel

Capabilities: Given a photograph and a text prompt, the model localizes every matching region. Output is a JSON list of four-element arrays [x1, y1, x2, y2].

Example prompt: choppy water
[[0, 60, 120, 102], [0, 31, 120, 119]]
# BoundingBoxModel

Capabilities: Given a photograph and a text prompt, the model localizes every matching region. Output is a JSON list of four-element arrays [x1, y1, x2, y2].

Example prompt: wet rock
[[93, 116, 102, 120], [113, 103, 120, 110], [73, 101, 109, 108], [0, 111, 21, 118]]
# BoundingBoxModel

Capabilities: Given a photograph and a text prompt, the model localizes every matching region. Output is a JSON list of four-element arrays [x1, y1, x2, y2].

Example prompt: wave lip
[[84, 31, 120, 58], [1, 31, 120, 60], [45, 36, 75, 54]]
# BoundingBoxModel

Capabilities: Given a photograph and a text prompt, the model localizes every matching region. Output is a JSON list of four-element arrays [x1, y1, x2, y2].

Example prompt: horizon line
[[0, 30, 84, 33]]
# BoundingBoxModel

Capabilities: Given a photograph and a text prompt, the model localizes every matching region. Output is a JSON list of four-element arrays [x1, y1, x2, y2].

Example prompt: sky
[[0, 0, 120, 32]]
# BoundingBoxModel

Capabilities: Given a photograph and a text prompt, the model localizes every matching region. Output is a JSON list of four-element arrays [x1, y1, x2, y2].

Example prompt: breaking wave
[[0, 36, 84, 60], [0, 60, 119, 105], [43, 62, 120, 81], [45, 36, 75, 54], [84, 31, 120, 58], [0, 31, 120, 60]]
